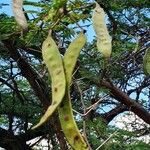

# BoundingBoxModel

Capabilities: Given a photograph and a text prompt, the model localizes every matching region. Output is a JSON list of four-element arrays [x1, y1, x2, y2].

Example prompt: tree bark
[[101, 105, 128, 124], [0, 128, 32, 150], [2, 39, 68, 149]]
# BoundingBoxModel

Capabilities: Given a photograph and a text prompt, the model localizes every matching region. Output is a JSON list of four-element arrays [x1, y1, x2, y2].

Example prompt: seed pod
[[64, 32, 87, 85], [32, 31, 66, 129], [143, 48, 150, 75], [59, 92, 88, 150], [92, 2, 112, 58], [58, 32, 88, 149], [12, 0, 28, 31]]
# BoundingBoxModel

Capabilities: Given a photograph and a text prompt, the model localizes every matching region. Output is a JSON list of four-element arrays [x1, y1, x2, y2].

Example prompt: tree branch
[[2, 39, 68, 149], [0, 127, 32, 150], [3, 39, 50, 109], [90, 79, 150, 125], [101, 105, 128, 124]]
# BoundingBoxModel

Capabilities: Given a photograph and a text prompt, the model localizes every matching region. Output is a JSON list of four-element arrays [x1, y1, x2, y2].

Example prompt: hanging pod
[[58, 32, 89, 150], [92, 2, 112, 58], [12, 0, 28, 31], [143, 48, 150, 75], [32, 31, 66, 129]]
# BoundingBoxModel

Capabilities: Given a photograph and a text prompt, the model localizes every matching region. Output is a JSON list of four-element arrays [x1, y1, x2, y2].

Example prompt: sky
[[1, 1, 150, 148], [0, 0, 13, 15], [0, 0, 95, 42], [0, 0, 41, 16]]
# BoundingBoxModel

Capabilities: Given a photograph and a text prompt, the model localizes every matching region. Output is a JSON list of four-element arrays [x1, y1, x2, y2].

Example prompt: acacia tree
[[0, 0, 150, 149]]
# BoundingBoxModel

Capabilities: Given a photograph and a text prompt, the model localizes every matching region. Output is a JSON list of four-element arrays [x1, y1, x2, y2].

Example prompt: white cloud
[[110, 111, 150, 143]]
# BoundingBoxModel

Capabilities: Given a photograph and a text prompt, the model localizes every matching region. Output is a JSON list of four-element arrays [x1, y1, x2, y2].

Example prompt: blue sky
[[0, 0, 13, 15], [0, 0, 41, 16], [0, 0, 95, 42]]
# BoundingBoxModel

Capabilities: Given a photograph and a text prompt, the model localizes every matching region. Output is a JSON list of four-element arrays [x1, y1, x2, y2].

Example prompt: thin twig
[[76, 82, 92, 150], [72, 97, 104, 117], [68, 13, 84, 31], [84, 99, 102, 116], [95, 130, 118, 150], [88, 95, 109, 111], [50, 13, 65, 29], [72, 108, 83, 116]]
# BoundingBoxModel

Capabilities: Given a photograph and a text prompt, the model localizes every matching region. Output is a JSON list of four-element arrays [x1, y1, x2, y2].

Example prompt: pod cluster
[[13, 1, 113, 149], [31, 31, 88, 149], [58, 32, 88, 149]]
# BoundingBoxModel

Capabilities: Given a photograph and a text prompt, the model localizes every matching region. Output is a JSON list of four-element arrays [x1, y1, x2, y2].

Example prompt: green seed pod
[[58, 32, 88, 149], [143, 48, 150, 75], [92, 2, 112, 58], [12, 0, 28, 31], [32, 31, 66, 129]]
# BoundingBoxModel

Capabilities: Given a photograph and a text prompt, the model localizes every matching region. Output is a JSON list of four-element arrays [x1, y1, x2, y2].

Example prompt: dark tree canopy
[[0, 0, 150, 149]]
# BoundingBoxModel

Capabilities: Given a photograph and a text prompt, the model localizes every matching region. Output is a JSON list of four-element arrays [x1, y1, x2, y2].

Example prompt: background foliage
[[0, 0, 150, 149]]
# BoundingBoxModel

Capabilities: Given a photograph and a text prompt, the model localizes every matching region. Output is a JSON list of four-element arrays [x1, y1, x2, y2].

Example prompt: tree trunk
[[0, 128, 31, 150]]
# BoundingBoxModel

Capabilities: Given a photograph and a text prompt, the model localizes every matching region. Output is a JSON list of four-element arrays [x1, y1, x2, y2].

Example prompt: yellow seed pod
[[58, 92, 88, 150], [64, 32, 87, 85], [12, 0, 28, 31], [58, 32, 88, 149], [92, 2, 112, 58], [32, 31, 66, 129], [143, 48, 150, 75]]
